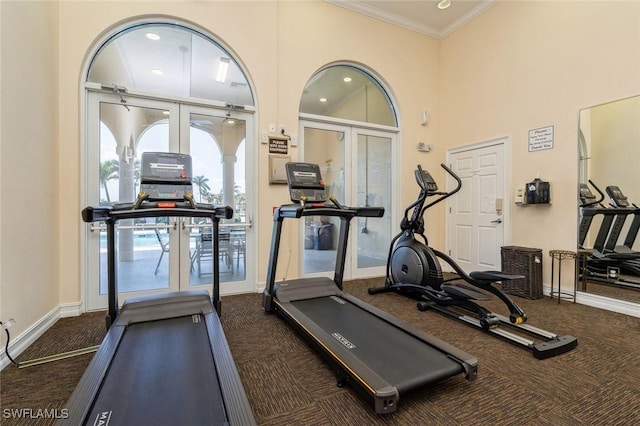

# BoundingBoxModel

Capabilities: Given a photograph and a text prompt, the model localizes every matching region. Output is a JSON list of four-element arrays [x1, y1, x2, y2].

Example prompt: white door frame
[[445, 136, 512, 271], [84, 89, 256, 311]]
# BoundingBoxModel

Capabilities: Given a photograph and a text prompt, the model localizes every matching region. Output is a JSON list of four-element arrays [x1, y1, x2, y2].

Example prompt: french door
[[85, 90, 254, 311], [300, 121, 394, 280]]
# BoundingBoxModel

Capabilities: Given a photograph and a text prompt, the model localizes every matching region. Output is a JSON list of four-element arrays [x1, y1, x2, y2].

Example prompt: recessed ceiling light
[[343, 77, 352, 83], [320, 97, 327, 103], [146, 32, 160, 41], [437, 0, 451, 10], [216, 57, 230, 83], [151, 69, 163, 75]]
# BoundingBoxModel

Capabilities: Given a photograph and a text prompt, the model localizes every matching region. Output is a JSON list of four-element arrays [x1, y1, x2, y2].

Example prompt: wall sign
[[528, 125, 554, 152], [269, 136, 288, 154]]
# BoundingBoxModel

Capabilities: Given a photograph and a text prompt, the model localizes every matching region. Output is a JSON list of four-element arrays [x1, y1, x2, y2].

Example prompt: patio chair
[[197, 229, 233, 276], [154, 229, 170, 275]]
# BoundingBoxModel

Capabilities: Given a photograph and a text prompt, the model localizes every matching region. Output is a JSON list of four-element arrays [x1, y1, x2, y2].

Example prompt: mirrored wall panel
[[578, 95, 640, 304]]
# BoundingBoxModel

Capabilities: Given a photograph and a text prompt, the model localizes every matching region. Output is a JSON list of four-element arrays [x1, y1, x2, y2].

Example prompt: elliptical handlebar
[[421, 163, 462, 213]]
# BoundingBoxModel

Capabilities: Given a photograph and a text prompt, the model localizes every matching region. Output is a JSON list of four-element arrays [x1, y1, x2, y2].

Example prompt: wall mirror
[[578, 95, 640, 305]]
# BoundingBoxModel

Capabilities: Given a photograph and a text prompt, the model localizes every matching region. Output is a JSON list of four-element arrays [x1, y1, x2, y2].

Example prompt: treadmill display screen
[[140, 152, 193, 200], [285, 162, 326, 203], [607, 186, 630, 207], [579, 183, 595, 204], [141, 152, 193, 183]]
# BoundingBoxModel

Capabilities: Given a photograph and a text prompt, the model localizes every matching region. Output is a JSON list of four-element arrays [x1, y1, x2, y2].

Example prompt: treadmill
[[603, 185, 640, 259], [578, 181, 640, 290], [262, 162, 478, 415], [61, 152, 255, 425]]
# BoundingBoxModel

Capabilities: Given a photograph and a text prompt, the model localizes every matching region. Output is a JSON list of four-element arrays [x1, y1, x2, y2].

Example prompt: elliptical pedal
[[441, 283, 492, 301]]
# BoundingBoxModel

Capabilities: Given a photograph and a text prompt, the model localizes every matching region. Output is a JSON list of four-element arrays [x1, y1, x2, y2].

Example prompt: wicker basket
[[500, 246, 543, 299]]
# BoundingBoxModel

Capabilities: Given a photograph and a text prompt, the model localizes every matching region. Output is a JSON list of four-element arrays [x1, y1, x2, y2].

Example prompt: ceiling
[[325, 0, 498, 39]]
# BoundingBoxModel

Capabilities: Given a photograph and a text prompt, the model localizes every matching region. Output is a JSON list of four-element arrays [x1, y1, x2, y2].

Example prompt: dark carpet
[[2, 278, 639, 425]]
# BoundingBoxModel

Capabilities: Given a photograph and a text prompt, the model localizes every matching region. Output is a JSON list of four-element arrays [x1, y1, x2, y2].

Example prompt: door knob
[[491, 218, 502, 224]]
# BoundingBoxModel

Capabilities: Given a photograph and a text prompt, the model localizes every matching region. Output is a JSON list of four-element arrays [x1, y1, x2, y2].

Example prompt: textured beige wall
[[1, 1, 60, 342], [440, 0, 640, 284]]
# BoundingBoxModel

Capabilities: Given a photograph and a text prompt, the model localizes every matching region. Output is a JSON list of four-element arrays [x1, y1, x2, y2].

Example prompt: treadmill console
[[606, 185, 630, 208], [140, 152, 193, 200], [579, 183, 596, 206], [285, 162, 326, 203]]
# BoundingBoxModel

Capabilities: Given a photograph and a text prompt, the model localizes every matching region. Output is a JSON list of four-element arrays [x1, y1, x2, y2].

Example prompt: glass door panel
[[180, 107, 254, 294], [302, 126, 346, 276], [87, 93, 180, 311], [352, 132, 391, 277], [97, 221, 174, 296], [301, 123, 393, 280]]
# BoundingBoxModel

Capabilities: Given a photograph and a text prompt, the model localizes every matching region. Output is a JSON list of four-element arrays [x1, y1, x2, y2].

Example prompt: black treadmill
[[262, 162, 478, 415], [578, 181, 640, 290], [61, 152, 255, 425]]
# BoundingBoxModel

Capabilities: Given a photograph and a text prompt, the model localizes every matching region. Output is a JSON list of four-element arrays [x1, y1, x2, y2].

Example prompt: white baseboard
[[0, 302, 82, 370], [574, 291, 640, 318], [542, 284, 640, 317]]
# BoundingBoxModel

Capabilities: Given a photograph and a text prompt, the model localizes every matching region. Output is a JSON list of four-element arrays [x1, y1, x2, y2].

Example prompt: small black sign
[[269, 137, 288, 154]]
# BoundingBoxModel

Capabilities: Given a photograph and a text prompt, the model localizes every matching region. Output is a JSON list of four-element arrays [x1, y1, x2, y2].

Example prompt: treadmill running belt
[[292, 297, 463, 392], [86, 315, 226, 425]]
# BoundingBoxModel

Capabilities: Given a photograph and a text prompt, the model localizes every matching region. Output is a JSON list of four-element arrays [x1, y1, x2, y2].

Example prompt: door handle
[[491, 218, 502, 224]]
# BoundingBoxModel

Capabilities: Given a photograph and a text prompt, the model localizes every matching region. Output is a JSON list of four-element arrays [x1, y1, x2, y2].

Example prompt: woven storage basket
[[500, 246, 543, 299]]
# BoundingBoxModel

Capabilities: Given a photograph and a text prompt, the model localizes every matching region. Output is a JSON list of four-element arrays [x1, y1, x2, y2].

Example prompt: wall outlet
[[515, 188, 525, 206], [1, 318, 16, 329]]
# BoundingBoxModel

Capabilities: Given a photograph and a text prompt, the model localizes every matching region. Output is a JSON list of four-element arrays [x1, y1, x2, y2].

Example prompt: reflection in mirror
[[578, 95, 640, 304]]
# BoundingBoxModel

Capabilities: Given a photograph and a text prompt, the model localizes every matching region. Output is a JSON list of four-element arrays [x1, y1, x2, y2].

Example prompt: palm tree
[[234, 185, 246, 222], [99, 159, 119, 204], [192, 175, 211, 202]]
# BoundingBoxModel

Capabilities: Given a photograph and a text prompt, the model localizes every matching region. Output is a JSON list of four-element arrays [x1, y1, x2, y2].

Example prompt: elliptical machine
[[368, 164, 577, 359]]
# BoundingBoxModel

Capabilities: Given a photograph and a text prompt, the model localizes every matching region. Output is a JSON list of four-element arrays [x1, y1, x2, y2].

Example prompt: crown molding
[[325, 0, 498, 40], [440, 0, 498, 38]]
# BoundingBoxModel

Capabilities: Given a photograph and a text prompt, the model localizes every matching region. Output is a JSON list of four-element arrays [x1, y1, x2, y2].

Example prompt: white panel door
[[448, 141, 505, 273]]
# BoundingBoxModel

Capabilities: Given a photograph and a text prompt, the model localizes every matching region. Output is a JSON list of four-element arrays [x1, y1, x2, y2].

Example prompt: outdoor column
[[222, 154, 236, 209], [118, 154, 136, 262]]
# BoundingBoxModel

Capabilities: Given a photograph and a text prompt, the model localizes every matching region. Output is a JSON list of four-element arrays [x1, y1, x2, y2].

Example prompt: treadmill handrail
[[276, 203, 384, 220], [82, 201, 233, 326], [82, 203, 233, 223]]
